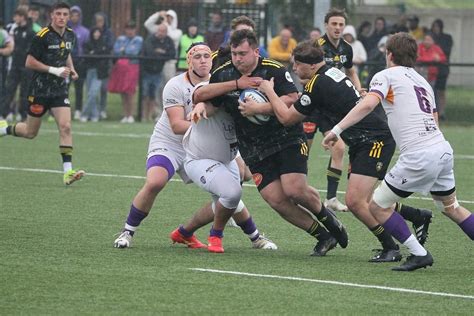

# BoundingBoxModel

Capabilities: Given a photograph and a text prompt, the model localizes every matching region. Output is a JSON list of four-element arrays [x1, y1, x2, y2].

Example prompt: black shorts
[[27, 95, 71, 117], [248, 142, 309, 191], [348, 136, 395, 180], [302, 111, 333, 140]]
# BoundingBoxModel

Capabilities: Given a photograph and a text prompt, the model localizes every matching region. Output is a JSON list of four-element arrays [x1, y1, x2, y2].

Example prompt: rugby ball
[[239, 88, 271, 125]]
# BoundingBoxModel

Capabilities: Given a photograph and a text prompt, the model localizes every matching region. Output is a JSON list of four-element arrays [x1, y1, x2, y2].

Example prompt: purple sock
[[125, 204, 148, 235], [459, 214, 474, 240], [382, 211, 412, 243], [178, 225, 194, 238], [210, 227, 223, 238], [238, 217, 259, 241]]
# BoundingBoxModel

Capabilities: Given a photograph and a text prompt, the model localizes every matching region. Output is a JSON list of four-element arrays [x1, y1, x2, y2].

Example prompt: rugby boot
[[170, 228, 206, 249], [412, 209, 433, 246], [63, 169, 85, 185], [392, 251, 434, 271], [369, 248, 403, 263], [310, 236, 338, 256]]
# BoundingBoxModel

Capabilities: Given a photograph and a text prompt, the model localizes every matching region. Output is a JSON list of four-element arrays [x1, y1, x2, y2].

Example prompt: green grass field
[[1, 121, 473, 314]]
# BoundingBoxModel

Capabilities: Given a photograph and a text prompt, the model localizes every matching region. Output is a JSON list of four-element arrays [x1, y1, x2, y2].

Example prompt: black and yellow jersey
[[318, 34, 353, 70], [209, 57, 303, 165], [294, 65, 391, 147], [211, 46, 231, 73], [28, 25, 76, 97]]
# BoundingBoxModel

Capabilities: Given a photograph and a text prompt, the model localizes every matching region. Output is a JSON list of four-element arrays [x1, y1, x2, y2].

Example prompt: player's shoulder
[[317, 36, 327, 47], [36, 26, 50, 38], [304, 74, 320, 93], [211, 59, 232, 75], [261, 58, 285, 69]]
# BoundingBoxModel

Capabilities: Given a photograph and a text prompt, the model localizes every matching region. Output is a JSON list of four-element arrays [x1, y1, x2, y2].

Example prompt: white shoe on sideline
[[324, 197, 349, 212], [114, 231, 133, 248], [100, 111, 107, 119], [74, 110, 81, 120], [120, 117, 128, 123], [127, 116, 135, 123], [252, 235, 278, 250]]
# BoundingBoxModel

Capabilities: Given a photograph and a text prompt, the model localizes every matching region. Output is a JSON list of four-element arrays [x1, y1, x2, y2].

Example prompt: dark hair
[[231, 15, 255, 31], [125, 20, 136, 29], [292, 40, 324, 64], [230, 29, 259, 49], [186, 41, 208, 53], [28, 5, 40, 12], [375, 16, 386, 25], [324, 8, 347, 23], [386, 32, 418, 67], [51, 2, 70, 12], [431, 19, 444, 32], [14, 8, 28, 19]]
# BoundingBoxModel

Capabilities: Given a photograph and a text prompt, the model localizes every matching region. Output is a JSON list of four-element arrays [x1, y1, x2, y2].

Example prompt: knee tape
[[434, 197, 459, 213], [372, 181, 402, 208]]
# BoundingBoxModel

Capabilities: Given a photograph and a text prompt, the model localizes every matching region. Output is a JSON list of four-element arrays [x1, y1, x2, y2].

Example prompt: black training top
[[209, 57, 303, 165], [293, 65, 391, 147], [28, 25, 76, 97], [318, 34, 353, 70]]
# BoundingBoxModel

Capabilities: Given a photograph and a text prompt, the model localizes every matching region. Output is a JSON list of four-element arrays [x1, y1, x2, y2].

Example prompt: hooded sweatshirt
[[342, 25, 367, 65], [69, 6, 89, 56], [144, 10, 182, 51]]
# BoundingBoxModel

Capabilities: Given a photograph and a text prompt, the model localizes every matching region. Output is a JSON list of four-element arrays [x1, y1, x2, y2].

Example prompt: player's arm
[[25, 54, 71, 78], [257, 78, 305, 126], [66, 53, 78, 80], [193, 75, 263, 103], [322, 93, 379, 149], [166, 105, 191, 135], [0, 39, 14, 56], [346, 66, 365, 96]]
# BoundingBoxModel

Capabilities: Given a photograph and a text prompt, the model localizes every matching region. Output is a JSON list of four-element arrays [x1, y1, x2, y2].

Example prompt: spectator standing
[[205, 11, 228, 51], [268, 27, 297, 68], [68, 5, 89, 120], [408, 15, 424, 43], [431, 19, 453, 120], [27, 5, 42, 33], [177, 19, 204, 72], [357, 21, 371, 53], [0, 19, 14, 120], [365, 35, 388, 87], [93, 12, 114, 120], [342, 25, 367, 73], [366, 17, 387, 54], [309, 27, 322, 41], [141, 23, 175, 122], [0, 8, 35, 121], [81, 27, 110, 122], [108, 21, 143, 123], [417, 33, 446, 87]]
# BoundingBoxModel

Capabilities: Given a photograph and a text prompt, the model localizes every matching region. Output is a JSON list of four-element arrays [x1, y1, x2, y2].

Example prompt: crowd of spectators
[[0, 6, 454, 123]]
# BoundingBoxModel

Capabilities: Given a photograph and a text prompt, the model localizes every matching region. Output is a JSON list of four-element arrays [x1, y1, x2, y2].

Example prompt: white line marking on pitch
[[1, 166, 473, 204], [190, 268, 474, 300]]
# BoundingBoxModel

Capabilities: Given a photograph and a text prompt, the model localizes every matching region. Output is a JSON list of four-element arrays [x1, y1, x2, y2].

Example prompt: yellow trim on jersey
[[211, 50, 219, 60], [300, 142, 309, 156], [369, 141, 384, 159], [262, 58, 284, 68], [305, 74, 319, 93], [38, 27, 49, 37], [66, 27, 73, 32], [211, 60, 232, 74], [317, 37, 326, 46]]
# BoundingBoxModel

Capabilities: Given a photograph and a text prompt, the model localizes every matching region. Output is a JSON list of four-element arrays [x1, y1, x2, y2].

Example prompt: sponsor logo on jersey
[[303, 122, 316, 134], [285, 71, 294, 83], [376, 161, 383, 172], [64, 98, 70, 105], [48, 45, 60, 49], [200, 176, 206, 184], [252, 173, 263, 186]]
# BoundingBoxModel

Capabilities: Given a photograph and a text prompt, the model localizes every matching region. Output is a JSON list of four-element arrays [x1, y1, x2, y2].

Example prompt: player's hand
[[188, 102, 208, 123], [237, 75, 262, 89], [358, 88, 367, 98], [238, 97, 258, 116], [321, 131, 338, 150], [258, 78, 274, 95], [70, 69, 79, 81]]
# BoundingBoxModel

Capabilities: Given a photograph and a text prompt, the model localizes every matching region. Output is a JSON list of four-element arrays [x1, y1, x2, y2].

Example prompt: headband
[[293, 54, 323, 65], [186, 44, 212, 66]]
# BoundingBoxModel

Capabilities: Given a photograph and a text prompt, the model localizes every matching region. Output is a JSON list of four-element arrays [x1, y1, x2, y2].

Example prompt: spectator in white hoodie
[[342, 25, 367, 74]]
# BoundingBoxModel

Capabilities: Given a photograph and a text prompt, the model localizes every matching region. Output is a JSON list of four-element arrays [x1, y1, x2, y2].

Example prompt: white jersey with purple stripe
[[150, 72, 194, 145], [369, 66, 445, 153]]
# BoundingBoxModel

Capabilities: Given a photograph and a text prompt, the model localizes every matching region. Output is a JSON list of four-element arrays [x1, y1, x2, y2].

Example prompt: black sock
[[6, 124, 16, 136], [370, 224, 399, 250], [315, 204, 340, 232], [327, 163, 342, 200], [395, 202, 421, 224], [307, 220, 331, 240]]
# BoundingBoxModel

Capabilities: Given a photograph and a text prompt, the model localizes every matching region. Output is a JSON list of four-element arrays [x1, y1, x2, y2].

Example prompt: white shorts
[[184, 158, 240, 200], [384, 141, 455, 195], [147, 138, 190, 183]]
